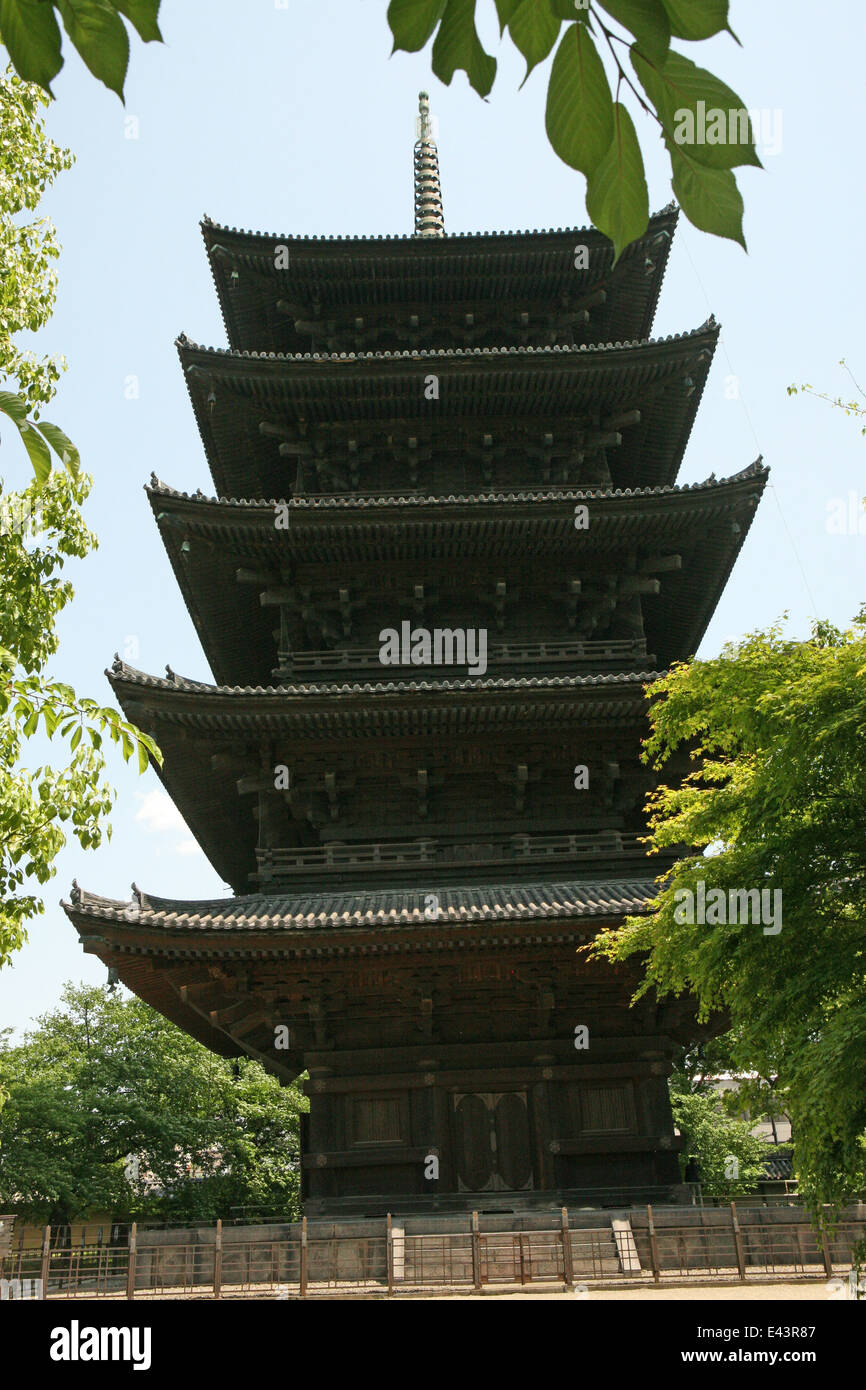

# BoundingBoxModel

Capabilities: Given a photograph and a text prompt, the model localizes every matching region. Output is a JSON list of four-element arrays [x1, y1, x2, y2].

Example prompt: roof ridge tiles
[[199, 206, 677, 246], [108, 660, 663, 696], [63, 876, 663, 928], [146, 457, 768, 510], [174, 319, 718, 364]]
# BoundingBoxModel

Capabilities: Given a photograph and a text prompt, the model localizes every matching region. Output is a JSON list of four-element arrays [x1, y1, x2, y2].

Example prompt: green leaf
[[18, 421, 52, 488], [113, 0, 162, 42], [56, 0, 130, 98], [633, 48, 761, 171], [31, 420, 81, 478], [0, 0, 64, 91], [545, 22, 614, 177], [0, 391, 29, 425], [596, 0, 670, 64], [431, 0, 497, 97], [23, 709, 39, 737], [137, 739, 149, 774], [547, 0, 588, 18], [387, 0, 448, 52], [660, 0, 730, 41], [493, 0, 520, 30], [586, 100, 649, 261], [508, 0, 561, 85], [70, 724, 82, 751], [669, 142, 746, 249]]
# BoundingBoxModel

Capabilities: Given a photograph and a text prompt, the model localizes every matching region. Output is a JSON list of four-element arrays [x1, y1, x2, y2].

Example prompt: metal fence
[[2, 1205, 863, 1300]]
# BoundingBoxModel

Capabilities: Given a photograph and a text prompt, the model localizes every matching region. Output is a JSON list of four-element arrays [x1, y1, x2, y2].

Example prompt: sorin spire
[[413, 91, 445, 238]]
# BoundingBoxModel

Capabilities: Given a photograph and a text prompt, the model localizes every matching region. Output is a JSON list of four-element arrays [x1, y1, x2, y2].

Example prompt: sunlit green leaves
[[545, 21, 612, 177], [493, 0, 520, 30], [586, 100, 648, 261], [0, 0, 62, 90], [28, 419, 80, 478], [0, 0, 162, 98], [55, 0, 129, 99], [0, 73, 156, 970], [386, 1, 757, 251], [592, 611, 866, 1212], [633, 48, 760, 170], [431, 0, 496, 95], [669, 144, 745, 249], [387, 0, 448, 53], [0, 393, 81, 485], [0, 984, 307, 1223], [596, 0, 670, 64], [509, 0, 561, 85], [389, 0, 498, 96], [660, 0, 731, 43], [672, 1090, 769, 1197], [112, 0, 160, 43]]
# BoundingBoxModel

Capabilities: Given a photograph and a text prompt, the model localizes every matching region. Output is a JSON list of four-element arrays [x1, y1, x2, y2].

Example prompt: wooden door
[[453, 1091, 533, 1192]]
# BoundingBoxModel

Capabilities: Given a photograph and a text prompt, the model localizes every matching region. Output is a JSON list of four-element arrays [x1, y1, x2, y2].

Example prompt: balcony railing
[[255, 830, 648, 883], [276, 638, 650, 679]]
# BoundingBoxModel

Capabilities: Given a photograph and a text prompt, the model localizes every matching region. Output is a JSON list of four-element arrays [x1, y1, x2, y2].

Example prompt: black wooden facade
[[65, 100, 766, 1215]]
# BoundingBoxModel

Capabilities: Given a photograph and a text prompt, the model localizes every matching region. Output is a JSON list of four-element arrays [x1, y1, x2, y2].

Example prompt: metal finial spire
[[414, 91, 445, 238]]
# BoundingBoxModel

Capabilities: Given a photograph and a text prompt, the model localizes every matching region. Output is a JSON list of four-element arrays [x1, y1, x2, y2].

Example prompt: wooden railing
[[277, 637, 649, 678], [255, 830, 644, 880]]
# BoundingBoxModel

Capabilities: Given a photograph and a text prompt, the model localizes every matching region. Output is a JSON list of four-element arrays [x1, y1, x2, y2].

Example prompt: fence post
[[730, 1202, 746, 1282], [299, 1216, 308, 1299], [646, 1206, 660, 1285], [471, 1210, 482, 1292], [126, 1222, 137, 1301], [561, 1207, 574, 1289], [40, 1226, 51, 1298], [213, 1218, 222, 1300], [386, 1212, 394, 1297], [820, 1208, 834, 1278]]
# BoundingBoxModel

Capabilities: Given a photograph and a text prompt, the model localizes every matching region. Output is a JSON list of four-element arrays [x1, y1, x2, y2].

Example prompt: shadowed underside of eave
[[202, 207, 679, 356], [147, 462, 768, 687]]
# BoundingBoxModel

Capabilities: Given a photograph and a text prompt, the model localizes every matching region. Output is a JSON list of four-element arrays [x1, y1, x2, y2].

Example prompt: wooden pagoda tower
[[65, 95, 767, 1216]]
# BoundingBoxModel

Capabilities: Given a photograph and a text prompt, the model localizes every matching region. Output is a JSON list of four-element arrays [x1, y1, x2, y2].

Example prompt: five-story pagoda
[[65, 95, 767, 1216]]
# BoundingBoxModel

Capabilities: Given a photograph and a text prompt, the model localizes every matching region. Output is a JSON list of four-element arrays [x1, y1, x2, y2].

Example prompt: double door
[[453, 1091, 533, 1192]]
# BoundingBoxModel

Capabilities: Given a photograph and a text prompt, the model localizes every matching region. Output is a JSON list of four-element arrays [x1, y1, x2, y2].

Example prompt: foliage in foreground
[[0, 984, 307, 1225], [2, 3, 758, 255], [592, 613, 866, 1212], [670, 1082, 770, 1197], [0, 0, 161, 100], [0, 67, 158, 979], [389, 0, 759, 254]]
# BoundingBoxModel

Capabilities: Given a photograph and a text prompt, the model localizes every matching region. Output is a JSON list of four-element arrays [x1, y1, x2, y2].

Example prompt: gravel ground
[[419, 1280, 832, 1301]]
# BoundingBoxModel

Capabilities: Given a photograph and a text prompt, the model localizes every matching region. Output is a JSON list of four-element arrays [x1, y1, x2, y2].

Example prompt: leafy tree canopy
[[592, 613, 866, 1211], [670, 1084, 770, 1197], [0, 67, 158, 976], [0, 983, 307, 1225]]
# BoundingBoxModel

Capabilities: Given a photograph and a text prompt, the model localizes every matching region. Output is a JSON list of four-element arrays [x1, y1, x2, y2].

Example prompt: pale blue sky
[[1, 0, 864, 1036]]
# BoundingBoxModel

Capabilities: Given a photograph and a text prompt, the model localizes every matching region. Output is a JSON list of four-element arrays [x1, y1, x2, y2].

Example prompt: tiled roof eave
[[107, 665, 664, 700], [199, 205, 677, 252], [64, 877, 659, 936], [176, 318, 716, 368], [146, 459, 768, 519]]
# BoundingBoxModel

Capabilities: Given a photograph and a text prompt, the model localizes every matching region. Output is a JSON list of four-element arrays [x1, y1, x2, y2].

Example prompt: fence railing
[[2, 1205, 863, 1300]]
